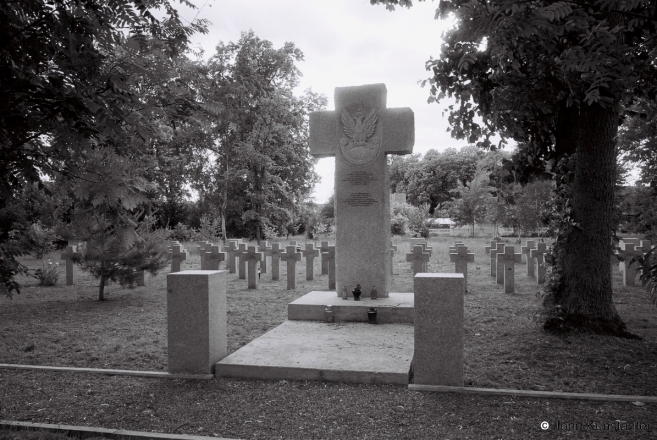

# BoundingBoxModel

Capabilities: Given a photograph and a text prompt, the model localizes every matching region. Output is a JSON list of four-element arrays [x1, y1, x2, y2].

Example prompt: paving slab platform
[[215, 320, 413, 385], [288, 291, 414, 323]]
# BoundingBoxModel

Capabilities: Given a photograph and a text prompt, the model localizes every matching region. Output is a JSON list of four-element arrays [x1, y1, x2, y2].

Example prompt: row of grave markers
[[168, 240, 337, 291]]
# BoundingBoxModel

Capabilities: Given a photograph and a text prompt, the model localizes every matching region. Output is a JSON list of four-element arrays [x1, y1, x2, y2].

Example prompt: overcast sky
[[174, 0, 465, 203]]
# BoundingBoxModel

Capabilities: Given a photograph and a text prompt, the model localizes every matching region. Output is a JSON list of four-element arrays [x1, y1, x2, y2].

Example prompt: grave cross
[[406, 245, 430, 275], [323, 245, 337, 290], [258, 241, 271, 274], [135, 241, 147, 286], [491, 243, 505, 280], [301, 244, 320, 281], [410, 238, 433, 272], [484, 240, 497, 255], [319, 241, 330, 275], [390, 243, 397, 275], [617, 242, 642, 286], [448, 242, 466, 253], [310, 83, 414, 298], [244, 246, 263, 289], [449, 246, 475, 291], [265, 243, 285, 281], [226, 240, 241, 274], [236, 243, 248, 280], [203, 245, 226, 271], [521, 240, 537, 277], [530, 242, 548, 284], [170, 244, 187, 273], [60, 245, 82, 286], [197, 241, 212, 268], [498, 246, 522, 293], [639, 240, 653, 254], [280, 245, 302, 290]]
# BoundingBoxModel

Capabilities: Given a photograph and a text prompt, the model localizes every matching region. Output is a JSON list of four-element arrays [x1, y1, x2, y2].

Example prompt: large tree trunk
[[552, 102, 635, 337]]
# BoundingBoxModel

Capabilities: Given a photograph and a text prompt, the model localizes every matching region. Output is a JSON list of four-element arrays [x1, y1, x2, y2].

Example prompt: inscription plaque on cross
[[310, 83, 414, 297]]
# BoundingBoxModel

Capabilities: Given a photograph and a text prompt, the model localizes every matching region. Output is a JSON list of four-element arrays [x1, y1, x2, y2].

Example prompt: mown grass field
[[1, 229, 656, 439]]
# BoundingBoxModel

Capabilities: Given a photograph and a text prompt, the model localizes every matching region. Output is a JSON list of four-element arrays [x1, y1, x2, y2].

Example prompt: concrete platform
[[288, 291, 414, 323], [215, 320, 413, 384]]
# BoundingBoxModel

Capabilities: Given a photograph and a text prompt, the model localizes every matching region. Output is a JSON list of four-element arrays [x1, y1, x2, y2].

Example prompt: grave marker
[[280, 245, 302, 290], [266, 243, 284, 281], [301, 243, 320, 281], [498, 246, 522, 293], [618, 242, 642, 286], [226, 240, 240, 274], [406, 245, 430, 275], [449, 246, 475, 291], [319, 241, 330, 275], [390, 243, 397, 275], [490, 243, 505, 278], [530, 242, 548, 284], [494, 243, 506, 284], [236, 243, 247, 280], [244, 246, 263, 289], [484, 240, 496, 255], [310, 83, 414, 298], [324, 245, 336, 290], [258, 241, 271, 274], [170, 244, 187, 273], [521, 240, 537, 277], [197, 241, 212, 268], [60, 245, 81, 286], [204, 245, 226, 271]]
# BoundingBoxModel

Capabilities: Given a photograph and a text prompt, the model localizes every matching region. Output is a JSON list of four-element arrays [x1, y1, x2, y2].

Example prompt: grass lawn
[[1, 231, 656, 439]]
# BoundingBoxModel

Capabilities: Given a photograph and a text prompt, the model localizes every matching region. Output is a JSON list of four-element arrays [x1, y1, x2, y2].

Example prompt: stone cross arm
[[450, 247, 474, 263], [310, 108, 414, 158]]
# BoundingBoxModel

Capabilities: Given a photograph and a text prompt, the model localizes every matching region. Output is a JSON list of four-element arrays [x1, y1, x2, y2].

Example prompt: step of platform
[[215, 320, 414, 385], [287, 291, 414, 324]]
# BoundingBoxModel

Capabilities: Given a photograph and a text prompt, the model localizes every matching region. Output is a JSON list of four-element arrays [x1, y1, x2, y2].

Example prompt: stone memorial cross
[[170, 244, 187, 273], [280, 245, 302, 290], [390, 243, 397, 275], [484, 240, 497, 255], [60, 245, 82, 286], [197, 241, 212, 269], [244, 246, 263, 289], [449, 245, 475, 291], [319, 241, 330, 275], [301, 243, 320, 281], [226, 240, 240, 274], [498, 246, 522, 293], [236, 243, 248, 280], [323, 245, 337, 290], [265, 243, 284, 281], [521, 240, 537, 277], [492, 243, 505, 280], [258, 241, 271, 274], [310, 83, 414, 298], [530, 242, 548, 284], [618, 242, 642, 286], [406, 245, 431, 275], [203, 245, 226, 271]]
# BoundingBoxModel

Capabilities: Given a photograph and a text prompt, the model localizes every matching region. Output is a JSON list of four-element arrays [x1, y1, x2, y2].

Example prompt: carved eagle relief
[[340, 108, 378, 150]]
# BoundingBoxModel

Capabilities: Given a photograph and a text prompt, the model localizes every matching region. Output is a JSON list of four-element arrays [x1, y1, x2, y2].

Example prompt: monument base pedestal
[[215, 290, 415, 385], [288, 291, 414, 324], [215, 320, 413, 385]]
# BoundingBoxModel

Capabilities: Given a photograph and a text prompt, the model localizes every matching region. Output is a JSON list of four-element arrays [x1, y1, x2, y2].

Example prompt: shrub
[[34, 260, 60, 286], [9, 222, 60, 260]]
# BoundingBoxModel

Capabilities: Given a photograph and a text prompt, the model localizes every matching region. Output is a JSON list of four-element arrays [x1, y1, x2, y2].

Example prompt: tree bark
[[553, 101, 635, 337]]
